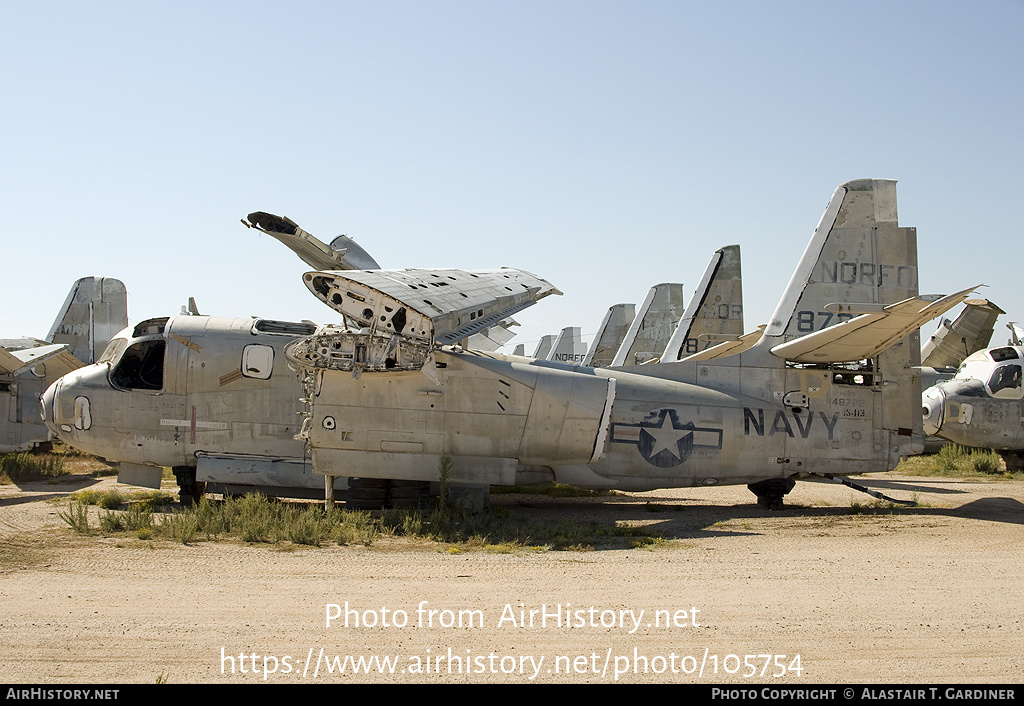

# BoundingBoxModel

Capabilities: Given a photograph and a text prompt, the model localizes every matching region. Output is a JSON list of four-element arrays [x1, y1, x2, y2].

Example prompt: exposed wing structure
[[921, 298, 1004, 368], [770, 287, 978, 363], [303, 268, 559, 345], [288, 268, 560, 376]]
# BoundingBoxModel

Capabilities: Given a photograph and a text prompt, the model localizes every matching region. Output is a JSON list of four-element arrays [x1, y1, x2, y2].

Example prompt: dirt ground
[[1, 467, 1022, 685]]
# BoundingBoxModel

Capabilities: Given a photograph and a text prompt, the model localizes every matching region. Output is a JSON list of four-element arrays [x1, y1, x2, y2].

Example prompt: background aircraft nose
[[922, 386, 945, 436], [40, 379, 60, 435]]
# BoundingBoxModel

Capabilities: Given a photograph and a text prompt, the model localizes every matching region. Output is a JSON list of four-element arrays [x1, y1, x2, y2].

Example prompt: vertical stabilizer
[[533, 335, 555, 359], [610, 283, 685, 366], [583, 303, 636, 367], [546, 327, 588, 364], [763, 179, 916, 344], [46, 277, 129, 364], [661, 245, 743, 362], [760, 178, 924, 460]]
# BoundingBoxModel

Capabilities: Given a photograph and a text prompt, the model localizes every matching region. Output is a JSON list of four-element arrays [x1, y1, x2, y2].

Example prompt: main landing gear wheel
[[172, 466, 206, 506], [347, 478, 433, 510], [999, 451, 1024, 473], [346, 477, 389, 510], [747, 478, 795, 511]]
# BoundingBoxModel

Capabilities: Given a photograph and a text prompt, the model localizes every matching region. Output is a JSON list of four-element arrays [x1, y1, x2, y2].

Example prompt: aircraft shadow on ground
[[0, 475, 110, 509], [496, 482, 1024, 547]]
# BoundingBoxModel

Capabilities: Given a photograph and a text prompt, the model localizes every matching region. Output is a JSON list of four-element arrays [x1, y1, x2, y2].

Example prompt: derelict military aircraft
[[284, 178, 976, 509], [40, 217, 557, 503], [2, 277, 126, 453], [921, 330, 1024, 470]]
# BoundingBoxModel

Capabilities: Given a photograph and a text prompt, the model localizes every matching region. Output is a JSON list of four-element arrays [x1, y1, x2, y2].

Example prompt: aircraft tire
[[998, 451, 1024, 473], [388, 480, 431, 509], [172, 466, 205, 507], [347, 477, 389, 511], [747, 478, 796, 511]]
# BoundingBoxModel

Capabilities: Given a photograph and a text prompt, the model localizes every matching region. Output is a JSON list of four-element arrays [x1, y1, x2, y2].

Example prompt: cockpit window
[[987, 363, 1022, 399], [110, 339, 166, 391], [98, 337, 128, 365]]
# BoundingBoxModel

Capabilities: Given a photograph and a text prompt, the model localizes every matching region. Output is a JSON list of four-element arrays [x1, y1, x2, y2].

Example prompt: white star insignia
[[642, 412, 690, 460]]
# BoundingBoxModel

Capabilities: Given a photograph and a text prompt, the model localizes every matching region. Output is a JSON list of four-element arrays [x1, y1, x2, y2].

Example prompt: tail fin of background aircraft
[[661, 244, 743, 363], [532, 335, 555, 359], [583, 303, 636, 367], [46, 277, 128, 364], [610, 283, 685, 366], [546, 326, 588, 364]]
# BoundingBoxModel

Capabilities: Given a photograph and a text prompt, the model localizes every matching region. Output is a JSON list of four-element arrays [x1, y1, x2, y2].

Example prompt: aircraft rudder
[[763, 179, 914, 345]]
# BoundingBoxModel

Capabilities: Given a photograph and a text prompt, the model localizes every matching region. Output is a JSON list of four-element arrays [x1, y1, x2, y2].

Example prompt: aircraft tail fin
[[610, 283, 685, 366], [763, 179, 918, 349], [756, 178, 974, 460], [547, 326, 588, 364], [533, 335, 555, 359], [45, 277, 128, 364], [583, 303, 636, 367], [661, 244, 743, 362]]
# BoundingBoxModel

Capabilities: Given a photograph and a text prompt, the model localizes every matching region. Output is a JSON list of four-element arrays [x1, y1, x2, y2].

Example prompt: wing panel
[[303, 268, 560, 344], [771, 287, 978, 363]]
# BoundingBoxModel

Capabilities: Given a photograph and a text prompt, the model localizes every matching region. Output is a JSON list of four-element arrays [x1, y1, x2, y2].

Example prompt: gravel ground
[[1, 469, 1022, 684]]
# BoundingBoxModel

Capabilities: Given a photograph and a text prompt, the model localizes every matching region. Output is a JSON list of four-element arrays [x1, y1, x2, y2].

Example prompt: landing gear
[[999, 451, 1024, 473], [172, 466, 206, 506], [346, 477, 432, 511], [345, 477, 485, 512], [346, 477, 389, 510], [747, 478, 795, 511]]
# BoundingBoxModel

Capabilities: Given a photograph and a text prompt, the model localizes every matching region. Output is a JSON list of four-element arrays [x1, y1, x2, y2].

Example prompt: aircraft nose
[[40, 379, 60, 435], [922, 386, 945, 436]]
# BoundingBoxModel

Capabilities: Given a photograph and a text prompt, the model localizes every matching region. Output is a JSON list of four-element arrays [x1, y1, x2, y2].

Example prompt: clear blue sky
[[3, 1, 1022, 353]]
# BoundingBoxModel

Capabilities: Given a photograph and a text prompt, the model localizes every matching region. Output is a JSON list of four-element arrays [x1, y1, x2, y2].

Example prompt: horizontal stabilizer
[[770, 286, 979, 363], [0, 346, 26, 375], [680, 325, 765, 362], [245, 212, 381, 271], [303, 268, 561, 345], [0, 343, 81, 377]]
